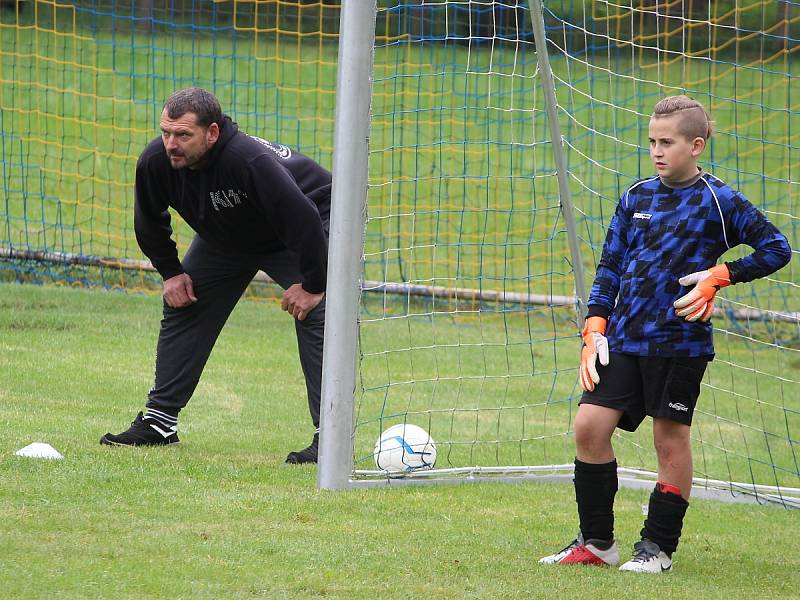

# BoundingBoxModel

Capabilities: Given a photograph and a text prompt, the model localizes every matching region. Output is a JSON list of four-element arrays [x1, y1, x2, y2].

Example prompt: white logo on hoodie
[[209, 189, 248, 211], [252, 136, 292, 160]]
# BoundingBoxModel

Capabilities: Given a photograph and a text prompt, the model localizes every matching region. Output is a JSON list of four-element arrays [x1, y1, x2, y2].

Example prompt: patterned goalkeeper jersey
[[587, 172, 791, 357]]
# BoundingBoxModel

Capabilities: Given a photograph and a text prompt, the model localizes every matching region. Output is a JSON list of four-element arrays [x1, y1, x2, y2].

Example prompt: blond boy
[[540, 96, 791, 572]]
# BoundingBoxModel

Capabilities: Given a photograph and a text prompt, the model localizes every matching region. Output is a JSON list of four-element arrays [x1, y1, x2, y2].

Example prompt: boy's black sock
[[640, 482, 689, 555], [574, 458, 618, 542]]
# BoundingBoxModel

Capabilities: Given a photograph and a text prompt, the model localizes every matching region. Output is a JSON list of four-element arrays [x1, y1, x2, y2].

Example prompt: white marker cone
[[15, 442, 64, 460]]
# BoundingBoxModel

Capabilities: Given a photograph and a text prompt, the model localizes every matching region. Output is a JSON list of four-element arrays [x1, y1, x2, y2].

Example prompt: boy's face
[[648, 115, 705, 184]]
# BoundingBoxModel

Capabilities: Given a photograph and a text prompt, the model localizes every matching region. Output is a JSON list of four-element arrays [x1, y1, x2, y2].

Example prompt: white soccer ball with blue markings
[[374, 423, 437, 472]]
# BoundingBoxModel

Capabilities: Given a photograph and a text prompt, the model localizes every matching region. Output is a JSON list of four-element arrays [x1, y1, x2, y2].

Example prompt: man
[[100, 88, 330, 464]]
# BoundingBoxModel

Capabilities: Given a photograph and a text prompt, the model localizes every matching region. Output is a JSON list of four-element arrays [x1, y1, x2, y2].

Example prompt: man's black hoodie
[[134, 116, 331, 293]]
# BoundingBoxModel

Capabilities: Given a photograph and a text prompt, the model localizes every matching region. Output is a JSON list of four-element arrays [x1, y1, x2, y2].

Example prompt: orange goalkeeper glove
[[673, 263, 731, 322], [579, 316, 609, 392]]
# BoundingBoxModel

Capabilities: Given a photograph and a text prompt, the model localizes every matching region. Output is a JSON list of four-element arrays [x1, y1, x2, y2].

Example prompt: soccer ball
[[374, 423, 437, 472]]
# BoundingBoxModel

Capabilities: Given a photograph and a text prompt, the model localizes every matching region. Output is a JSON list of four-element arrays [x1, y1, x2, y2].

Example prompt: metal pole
[[527, 0, 589, 322], [317, 0, 377, 490]]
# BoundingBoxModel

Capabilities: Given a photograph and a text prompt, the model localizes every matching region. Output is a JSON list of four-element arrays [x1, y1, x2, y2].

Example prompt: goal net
[[0, 0, 339, 291], [1, 1, 797, 506], [351, 1, 799, 507]]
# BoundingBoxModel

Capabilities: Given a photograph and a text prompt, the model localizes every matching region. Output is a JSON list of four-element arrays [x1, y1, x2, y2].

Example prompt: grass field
[[1, 7, 798, 594], [1, 281, 799, 599]]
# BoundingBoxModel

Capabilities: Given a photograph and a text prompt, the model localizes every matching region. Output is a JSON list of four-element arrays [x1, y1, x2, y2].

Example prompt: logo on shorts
[[668, 402, 689, 412], [633, 212, 652, 221]]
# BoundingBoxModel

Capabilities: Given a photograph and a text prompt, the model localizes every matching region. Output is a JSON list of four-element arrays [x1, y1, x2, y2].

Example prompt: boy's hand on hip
[[673, 263, 730, 322], [163, 273, 197, 308], [580, 316, 609, 392], [281, 283, 325, 321]]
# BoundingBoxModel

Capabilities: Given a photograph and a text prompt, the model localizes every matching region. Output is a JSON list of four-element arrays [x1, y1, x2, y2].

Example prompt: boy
[[539, 96, 791, 572]]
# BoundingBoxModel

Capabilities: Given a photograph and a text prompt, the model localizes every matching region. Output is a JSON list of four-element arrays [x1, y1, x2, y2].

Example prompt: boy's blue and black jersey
[[587, 172, 791, 357]]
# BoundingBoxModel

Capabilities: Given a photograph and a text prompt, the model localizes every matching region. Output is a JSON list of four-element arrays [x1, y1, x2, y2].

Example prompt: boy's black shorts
[[580, 352, 712, 432]]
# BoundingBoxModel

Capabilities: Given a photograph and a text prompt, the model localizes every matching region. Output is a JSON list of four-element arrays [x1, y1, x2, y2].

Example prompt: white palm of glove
[[674, 264, 730, 323], [580, 332, 610, 392]]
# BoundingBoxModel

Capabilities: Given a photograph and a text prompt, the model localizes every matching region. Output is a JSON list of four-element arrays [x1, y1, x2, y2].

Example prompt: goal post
[[526, 0, 588, 321], [318, 0, 800, 508], [317, 0, 378, 490]]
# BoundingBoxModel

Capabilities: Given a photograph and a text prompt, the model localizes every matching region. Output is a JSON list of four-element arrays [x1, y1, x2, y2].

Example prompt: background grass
[[1, 281, 798, 599]]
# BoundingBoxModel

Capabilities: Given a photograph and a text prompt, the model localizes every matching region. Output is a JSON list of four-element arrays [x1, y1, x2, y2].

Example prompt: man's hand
[[163, 273, 197, 308], [580, 316, 609, 392], [673, 264, 730, 322], [281, 283, 324, 321]]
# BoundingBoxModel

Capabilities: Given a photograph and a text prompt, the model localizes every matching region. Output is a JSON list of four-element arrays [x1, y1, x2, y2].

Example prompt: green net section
[[354, 1, 799, 505], [0, 0, 339, 289]]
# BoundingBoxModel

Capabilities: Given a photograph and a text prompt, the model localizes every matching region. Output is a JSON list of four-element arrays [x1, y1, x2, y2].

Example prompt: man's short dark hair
[[163, 88, 222, 128]]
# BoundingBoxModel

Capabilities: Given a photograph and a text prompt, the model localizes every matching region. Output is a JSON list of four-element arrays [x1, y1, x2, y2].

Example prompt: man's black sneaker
[[285, 432, 318, 464], [100, 412, 179, 446]]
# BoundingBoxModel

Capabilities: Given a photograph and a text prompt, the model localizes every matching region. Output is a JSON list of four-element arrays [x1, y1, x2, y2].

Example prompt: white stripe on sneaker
[[149, 423, 177, 439]]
